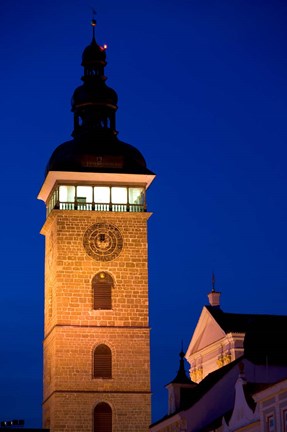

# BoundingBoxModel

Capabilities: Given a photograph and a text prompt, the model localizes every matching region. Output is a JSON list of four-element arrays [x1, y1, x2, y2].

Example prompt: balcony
[[47, 184, 146, 216], [48, 200, 145, 215], [56, 201, 144, 213]]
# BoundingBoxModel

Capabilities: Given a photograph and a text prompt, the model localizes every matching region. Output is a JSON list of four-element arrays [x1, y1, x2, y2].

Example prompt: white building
[[150, 288, 287, 432]]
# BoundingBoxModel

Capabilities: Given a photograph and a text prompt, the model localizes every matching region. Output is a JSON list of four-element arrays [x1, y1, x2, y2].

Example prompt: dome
[[45, 134, 153, 176], [82, 37, 106, 66], [72, 82, 118, 109]]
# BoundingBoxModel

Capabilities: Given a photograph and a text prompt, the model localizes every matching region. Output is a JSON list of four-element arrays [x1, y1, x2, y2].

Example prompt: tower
[[38, 20, 155, 432]]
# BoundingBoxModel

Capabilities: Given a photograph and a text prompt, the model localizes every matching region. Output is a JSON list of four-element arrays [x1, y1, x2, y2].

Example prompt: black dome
[[72, 82, 118, 109], [82, 38, 106, 66], [46, 134, 153, 176]]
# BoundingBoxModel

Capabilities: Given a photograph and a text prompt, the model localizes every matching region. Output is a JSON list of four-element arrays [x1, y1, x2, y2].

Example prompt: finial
[[91, 8, 97, 40], [180, 340, 185, 359], [212, 272, 215, 292]]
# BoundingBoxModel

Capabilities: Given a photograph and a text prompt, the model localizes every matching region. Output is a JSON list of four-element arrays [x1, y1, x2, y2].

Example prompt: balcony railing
[[49, 201, 145, 215]]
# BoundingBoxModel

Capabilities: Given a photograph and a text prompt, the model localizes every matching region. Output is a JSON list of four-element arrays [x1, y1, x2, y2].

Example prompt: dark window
[[93, 272, 113, 310], [267, 414, 275, 432], [94, 403, 112, 432], [94, 344, 112, 378]]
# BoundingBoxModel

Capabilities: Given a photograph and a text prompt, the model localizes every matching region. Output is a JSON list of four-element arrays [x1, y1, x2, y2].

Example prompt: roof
[[45, 134, 155, 177], [206, 306, 287, 365], [179, 356, 242, 409], [154, 367, 287, 430], [167, 351, 196, 385], [150, 357, 243, 427], [152, 306, 287, 431], [206, 305, 287, 333]]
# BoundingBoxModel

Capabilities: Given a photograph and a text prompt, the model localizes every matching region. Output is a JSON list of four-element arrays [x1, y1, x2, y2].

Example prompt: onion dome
[[45, 19, 154, 176], [72, 82, 118, 109], [72, 18, 118, 111], [81, 18, 107, 79], [81, 32, 107, 68]]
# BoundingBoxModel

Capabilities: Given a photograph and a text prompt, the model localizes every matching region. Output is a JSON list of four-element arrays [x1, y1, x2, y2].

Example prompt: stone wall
[[42, 210, 152, 431]]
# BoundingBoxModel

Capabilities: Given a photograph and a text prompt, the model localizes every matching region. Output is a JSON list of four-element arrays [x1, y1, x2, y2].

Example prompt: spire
[[212, 272, 215, 292], [91, 8, 97, 41], [81, 17, 108, 81], [171, 350, 192, 384], [91, 18, 96, 41], [208, 273, 221, 307], [71, 18, 118, 139], [44, 19, 153, 177]]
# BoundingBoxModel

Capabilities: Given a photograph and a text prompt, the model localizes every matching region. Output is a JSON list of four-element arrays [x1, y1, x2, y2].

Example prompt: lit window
[[93, 272, 113, 310], [129, 187, 144, 205], [77, 186, 92, 202], [94, 186, 110, 203], [94, 403, 112, 432], [111, 187, 127, 204], [49, 184, 146, 214], [94, 344, 112, 378], [59, 185, 75, 202]]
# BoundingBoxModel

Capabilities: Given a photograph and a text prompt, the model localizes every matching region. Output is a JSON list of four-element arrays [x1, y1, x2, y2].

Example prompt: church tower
[[38, 20, 155, 432]]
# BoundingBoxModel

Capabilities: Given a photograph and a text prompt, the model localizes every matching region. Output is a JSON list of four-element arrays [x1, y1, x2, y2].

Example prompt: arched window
[[93, 272, 113, 310], [94, 403, 112, 432], [94, 344, 112, 378]]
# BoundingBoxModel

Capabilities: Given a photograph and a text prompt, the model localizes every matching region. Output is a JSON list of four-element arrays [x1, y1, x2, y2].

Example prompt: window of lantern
[[47, 184, 146, 215]]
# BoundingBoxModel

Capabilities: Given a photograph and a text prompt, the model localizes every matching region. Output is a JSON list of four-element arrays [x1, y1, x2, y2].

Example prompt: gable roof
[[206, 306, 287, 335], [185, 306, 227, 357], [205, 306, 287, 365]]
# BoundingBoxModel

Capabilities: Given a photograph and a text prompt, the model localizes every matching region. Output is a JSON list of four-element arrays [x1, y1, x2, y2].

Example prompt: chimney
[[208, 273, 221, 306]]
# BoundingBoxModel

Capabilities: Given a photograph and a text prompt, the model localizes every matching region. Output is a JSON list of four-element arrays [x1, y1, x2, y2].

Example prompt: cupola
[[38, 19, 155, 216], [166, 350, 197, 415], [71, 19, 118, 138]]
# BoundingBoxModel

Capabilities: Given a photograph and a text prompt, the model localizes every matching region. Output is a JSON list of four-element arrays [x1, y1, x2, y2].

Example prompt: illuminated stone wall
[[42, 210, 152, 432]]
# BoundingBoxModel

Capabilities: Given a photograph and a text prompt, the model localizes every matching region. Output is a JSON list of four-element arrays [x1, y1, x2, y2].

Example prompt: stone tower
[[38, 20, 155, 432]]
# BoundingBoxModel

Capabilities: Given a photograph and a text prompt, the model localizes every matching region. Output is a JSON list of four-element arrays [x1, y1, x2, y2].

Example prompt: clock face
[[83, 223, 123, 261]]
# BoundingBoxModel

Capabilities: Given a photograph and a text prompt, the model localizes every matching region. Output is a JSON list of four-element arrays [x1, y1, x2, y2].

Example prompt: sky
[[0, 0, 287, 428]]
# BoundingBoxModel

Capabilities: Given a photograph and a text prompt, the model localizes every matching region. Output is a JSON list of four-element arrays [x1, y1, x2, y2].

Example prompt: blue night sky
[[0, 0, 287, 428]]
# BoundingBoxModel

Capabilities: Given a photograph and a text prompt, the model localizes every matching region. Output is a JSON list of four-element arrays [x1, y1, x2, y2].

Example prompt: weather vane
[[91, 6, 96, 19], [90, 6, 97, 38], [212, 272, 215, 292]]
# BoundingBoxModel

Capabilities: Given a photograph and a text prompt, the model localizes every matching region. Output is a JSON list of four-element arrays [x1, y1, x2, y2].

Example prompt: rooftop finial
[[91, 8, 97, 40], [212, 272, 215, 292]]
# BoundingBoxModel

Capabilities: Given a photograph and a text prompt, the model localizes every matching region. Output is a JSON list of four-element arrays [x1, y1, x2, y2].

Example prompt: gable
[[186, 307, 226, 358]]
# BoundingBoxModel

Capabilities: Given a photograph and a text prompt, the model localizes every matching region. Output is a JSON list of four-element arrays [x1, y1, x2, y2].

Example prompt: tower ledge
[[38, 171, 155, 203]]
